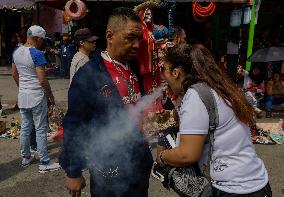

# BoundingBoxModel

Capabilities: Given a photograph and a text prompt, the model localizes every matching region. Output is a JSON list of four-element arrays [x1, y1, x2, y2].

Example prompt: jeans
[[60, 57, 71, 77], [266, 95, 284, 111], [30, 125, 37, 150], [20, 97, 50, 164]]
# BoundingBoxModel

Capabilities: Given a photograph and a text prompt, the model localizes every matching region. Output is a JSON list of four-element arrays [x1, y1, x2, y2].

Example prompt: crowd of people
[[9, 5, 277, 197]]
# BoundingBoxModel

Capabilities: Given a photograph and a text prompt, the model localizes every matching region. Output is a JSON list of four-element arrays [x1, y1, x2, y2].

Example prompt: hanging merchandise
[[168, 2, 176, 40], [65, 0, 87, 20], [192, 2, 216, 22], [230, 9, 242, 27], [63, 10, 72, 24], [243, 7, 251, 24], [255, 0, 262, 24], [230, 7, 252, 27]]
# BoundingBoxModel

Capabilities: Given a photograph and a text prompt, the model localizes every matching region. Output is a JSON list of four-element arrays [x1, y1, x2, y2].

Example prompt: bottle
[[279, 119, 284, 130], [15, 120, 20, 130], [11, 117, 15, 128], [0, 101, 2, 117]]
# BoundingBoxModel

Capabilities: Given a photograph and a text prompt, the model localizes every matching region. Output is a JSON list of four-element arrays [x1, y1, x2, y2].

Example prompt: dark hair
[[173, 26, 185, 37], [249, 65, 265, 85], [165, 44, 253, 125], [107, 7, 141, 32]]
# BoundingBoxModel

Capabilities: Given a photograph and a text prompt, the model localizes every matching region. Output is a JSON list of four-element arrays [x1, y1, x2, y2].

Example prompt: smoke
[[128, 86, 164, 122], [82, 87, 164, 193]]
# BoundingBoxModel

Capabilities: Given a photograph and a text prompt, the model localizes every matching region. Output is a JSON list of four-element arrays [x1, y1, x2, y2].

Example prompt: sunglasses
[[160, 65, 171, 72]]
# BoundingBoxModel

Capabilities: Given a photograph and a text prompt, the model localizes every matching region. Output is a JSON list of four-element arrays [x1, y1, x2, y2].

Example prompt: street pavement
[[0, 73, 284, 197]]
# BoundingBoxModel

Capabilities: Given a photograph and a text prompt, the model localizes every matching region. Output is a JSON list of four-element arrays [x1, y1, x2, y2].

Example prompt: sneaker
[[21, 156, 34, 167], [39, 162, 61, 173]]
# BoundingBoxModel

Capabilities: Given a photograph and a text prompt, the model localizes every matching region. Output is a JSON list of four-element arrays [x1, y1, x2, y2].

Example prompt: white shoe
[[38, 162, 61, 173], [21, 156, 34, 167]]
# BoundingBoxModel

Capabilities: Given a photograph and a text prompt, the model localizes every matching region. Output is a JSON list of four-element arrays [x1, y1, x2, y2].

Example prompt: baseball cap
[[74, 28, 99, 42], [27, 25, 46, 39]]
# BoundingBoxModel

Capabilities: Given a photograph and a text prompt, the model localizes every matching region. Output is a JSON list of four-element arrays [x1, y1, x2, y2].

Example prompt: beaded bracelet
[[159, 150, 167, 165]]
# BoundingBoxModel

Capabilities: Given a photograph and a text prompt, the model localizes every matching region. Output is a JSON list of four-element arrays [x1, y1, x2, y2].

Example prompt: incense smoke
[[82, 87, 164, 193]]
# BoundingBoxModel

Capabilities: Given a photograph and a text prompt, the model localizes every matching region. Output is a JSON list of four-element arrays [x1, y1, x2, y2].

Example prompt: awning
[[0, 0, 42, 9], [41, 0, 248, 10], [86, 0, 247, 2]]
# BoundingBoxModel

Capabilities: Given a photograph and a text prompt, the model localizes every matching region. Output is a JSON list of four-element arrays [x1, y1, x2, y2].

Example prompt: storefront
[[0, 0, 36, 66]]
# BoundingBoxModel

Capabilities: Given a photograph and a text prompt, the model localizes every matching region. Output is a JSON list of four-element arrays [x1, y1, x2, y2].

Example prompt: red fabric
[[103, 59, 140, 105], [55, 126, 64, 142], [142, 72, 161, 95], [137, 9, 161, 95], [137, 9, 155, 75]]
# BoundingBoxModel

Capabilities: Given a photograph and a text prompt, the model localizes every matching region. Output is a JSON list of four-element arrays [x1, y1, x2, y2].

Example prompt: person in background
[[12, 25, 61, 173], [60, 7, 153, 197], [70, 28, 98, 83], [53, 33, 62, 73], [11, 28, 26, 49], [157, 44, 271, 197], [173, 26, 187, 45], [238, 65, 265, 116], [60, 36, 75, 78], [266, 72, 284, 118], [226, 32, 239, 82]]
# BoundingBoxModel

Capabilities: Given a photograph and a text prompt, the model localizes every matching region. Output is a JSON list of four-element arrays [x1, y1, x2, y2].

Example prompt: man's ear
[[106, 29, 113, 44]]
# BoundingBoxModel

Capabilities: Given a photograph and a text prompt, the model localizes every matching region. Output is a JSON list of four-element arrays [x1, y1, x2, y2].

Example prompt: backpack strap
[[191, 82, 219, 179], [191, 83, 219, 134]]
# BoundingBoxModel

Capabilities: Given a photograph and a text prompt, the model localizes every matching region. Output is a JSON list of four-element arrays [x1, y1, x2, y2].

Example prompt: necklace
[[104, 51, 136, 103]]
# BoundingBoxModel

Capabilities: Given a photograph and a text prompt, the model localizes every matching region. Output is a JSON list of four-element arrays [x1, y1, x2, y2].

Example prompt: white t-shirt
[[70, 51, 89, 84], [176, 88, 268, 194], [227, 41, 239, 55], [13, 46, 46, 108]]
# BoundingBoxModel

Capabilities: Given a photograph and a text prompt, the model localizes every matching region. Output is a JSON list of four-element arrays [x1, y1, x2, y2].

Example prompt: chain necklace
[[104, 51, 136, 103]]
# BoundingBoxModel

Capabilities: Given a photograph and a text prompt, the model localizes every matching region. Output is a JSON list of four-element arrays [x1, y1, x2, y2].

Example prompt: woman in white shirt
[[157, 44, 271, 196]]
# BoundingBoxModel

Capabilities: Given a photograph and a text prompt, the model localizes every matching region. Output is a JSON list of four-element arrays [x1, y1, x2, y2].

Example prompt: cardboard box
[[0, 120, 6, 135]]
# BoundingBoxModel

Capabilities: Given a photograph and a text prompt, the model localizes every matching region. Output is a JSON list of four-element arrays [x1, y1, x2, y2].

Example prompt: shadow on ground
[[0, 146, 61, 184], [0, 170, 67, 197], [2, 107, 19, 117]]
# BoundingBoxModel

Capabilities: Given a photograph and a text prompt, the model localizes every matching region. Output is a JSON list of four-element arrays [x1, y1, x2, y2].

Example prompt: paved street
[[0, 74, 283, 197]]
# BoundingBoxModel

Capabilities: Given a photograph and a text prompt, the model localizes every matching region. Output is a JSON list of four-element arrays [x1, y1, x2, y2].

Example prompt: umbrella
[[249, 47, 284, 62]]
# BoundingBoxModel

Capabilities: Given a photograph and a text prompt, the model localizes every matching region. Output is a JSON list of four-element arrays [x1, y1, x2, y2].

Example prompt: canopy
[[41, 0, 248, 10], [0, 0, 42, 9]]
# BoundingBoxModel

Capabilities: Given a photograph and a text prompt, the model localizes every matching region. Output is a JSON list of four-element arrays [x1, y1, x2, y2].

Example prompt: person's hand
[[48, 105, 54, 117], [66, 176, 86, 197], [156, 145, 167, 164]]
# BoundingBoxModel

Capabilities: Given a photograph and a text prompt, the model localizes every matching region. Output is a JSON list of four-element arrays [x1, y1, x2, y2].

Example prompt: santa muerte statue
[[137, 8, 160, 95], [134, 0, 176, 97], [134, 1, 179, 138]]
